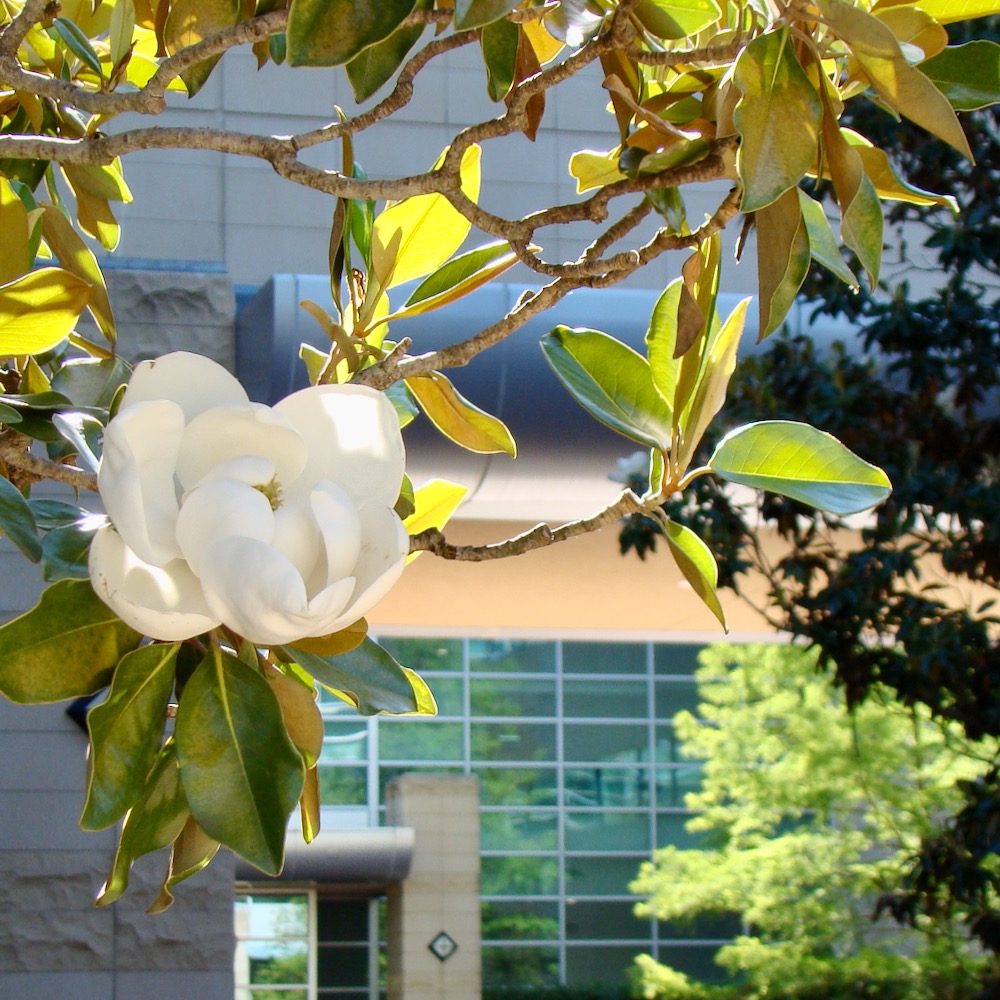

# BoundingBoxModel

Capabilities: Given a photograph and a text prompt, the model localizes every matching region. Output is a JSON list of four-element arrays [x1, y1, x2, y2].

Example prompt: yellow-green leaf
[[0, 177, 31, 285], [287, 618, 368, 656], [288, 0, 417, 67], [0, 267, 92, 355], [403, 479, 469, 561], [756, 186, 810, 339], [73, 187, 121, 251], [798, 190, 859, 288], [733, 28, 822, 212], [299, 767, 321, 843], [62, 161, 132, 203], [664, 520, 727, 631], [570, 147, 626, 193], [371, 144, 482, 289], [904, 0, 1000, 24], [163, 0, 242, 95], [921, 41, 1000, 111], [265, 664, 324, 768], [405, 371, 516, 456], [845, 131, 958, 210], [401, 666, 438, 716], [633, 0, 722, 40]]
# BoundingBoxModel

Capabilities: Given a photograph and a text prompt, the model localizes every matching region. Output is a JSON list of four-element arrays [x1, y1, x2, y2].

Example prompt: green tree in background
[[631, 644, 996, 1000]]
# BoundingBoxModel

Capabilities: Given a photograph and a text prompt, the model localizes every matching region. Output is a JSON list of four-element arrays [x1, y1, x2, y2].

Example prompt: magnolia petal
[[122, 352, 248, 421], [99, 400, 184, 566], [188, 454, 276, 493], [89, 526, 219, 640], [311, 482, 363, 586], [275, 385, 405, 507], [176, 479, 276, 576], [271, 504, 321, 583], [336, 504, 409, 625], [199, 536, 353, 645], [175, 405, 307, 492]]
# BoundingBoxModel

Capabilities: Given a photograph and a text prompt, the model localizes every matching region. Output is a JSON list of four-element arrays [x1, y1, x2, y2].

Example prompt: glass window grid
[[312, 636, 727, 988]]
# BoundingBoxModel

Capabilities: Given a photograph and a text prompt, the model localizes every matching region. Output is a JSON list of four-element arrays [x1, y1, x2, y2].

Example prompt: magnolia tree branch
[[0, 432, 97, 492], [408, 489, 646, 561]]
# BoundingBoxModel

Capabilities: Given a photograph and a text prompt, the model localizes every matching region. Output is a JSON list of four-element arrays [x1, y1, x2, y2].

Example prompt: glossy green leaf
[[97, 743, 189, 906], [40, 515, 103, 582], [481, 17, 519, 102], [345, 0, 430, 102], [405, 371, 516, 456], [709, 420, 892, 515], [734, 28, 822, 212], [798, 190, 859, 288], [175, 646, 304, 875], [284, 637, 422, 716], [921, 41, 1000, 111], [51, 357, 132, 409], [81, 643, 180, 831], [52, 17, 105, 79], [541, 326, 673, 450], [816, 0, 972, 159], [664, 520, 727, 630], [42, 204, 116, 342], [287, 0, 417, 67], [645, 279, 683, 411], [0, 579, 141, 703], [0, 402, 22, 424], [0, 476, 41, 563], [0, 267, 92, 355], [455, 0, 519, 29], [399, 241, 519, 318], [51, 411, 103, 474], [28, 498, 88, 529], [757, 186, 810, 339], [633, 0, 721, 40]]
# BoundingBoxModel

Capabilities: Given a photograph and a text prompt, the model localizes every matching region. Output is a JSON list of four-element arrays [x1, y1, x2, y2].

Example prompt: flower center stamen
[[254, 475, 284, 511]]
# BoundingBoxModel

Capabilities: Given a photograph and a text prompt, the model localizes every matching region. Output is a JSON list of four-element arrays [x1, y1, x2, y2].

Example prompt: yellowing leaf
[[0, 268, 92, 355], [733, 28, 822, 212], [265, 665, 324, 768], [0, 177, 30, 285], [299, 767, 321, 843], [798, 191, 859, 288], [404, 479, 469, 561], [164, 0, 242, 95], [756, 186, 810, 339], [371, 144, 482, 289], [903, 0, 1000, 24], [405, 371, 516, 456], [874, 5, 947, 61], [664, 520, 727, 630], [816, 0, 972, 160], [287, 618, 368, 656], [844, 131, 958, 210], [74, 187, 121, 251], [62, 161, 132, 203], [401, 667, 438, 716], [570, 147, 627, 193]]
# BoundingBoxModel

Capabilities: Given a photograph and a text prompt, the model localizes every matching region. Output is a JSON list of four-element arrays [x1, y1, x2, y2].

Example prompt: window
[[234, 891, 314, 1000]]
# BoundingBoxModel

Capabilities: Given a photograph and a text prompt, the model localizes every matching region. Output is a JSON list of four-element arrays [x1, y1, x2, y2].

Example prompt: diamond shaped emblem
[[428, 930, 458, 962]]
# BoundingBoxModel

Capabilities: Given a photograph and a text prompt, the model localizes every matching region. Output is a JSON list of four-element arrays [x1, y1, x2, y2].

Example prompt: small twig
[[408, 489, 646, 561], [0, 430, 98, 492]]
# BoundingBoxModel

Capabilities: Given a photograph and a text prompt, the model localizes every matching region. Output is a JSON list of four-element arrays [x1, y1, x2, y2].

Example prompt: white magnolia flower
[[89, 352, 409, 645]]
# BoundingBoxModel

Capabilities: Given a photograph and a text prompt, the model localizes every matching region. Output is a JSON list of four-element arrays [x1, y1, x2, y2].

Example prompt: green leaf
[[386, 380, 419, 428], [51, 357, 132, 409], [756, 186, 810, 339], [287, 0, 417, 67], [51, 17, 105, 79], [405, 371, 516, 457], [645, 279, 683, 412], [708, 420, 892, 515], [0, 402, 22, 424], [481, 17, 519, 102], [664, 520, 727, 631], [284, 637, 423, 716], [97, 743, 189, 907], [0, 475, 42, 562], [0, 267, 92, 356], [175, 646, 304, 875], [28, 498, 88, 529], [734, 28, 822, 212], [633, 0, 722, 40], [51, 411, 104, 474], [147, 816, 221, 914], [40, 515, 102, 582], [399, 240, 519, 317], [81, 643, 180, 831], [541, 326, 673, 450], [0, 579, 141, 703], [798, 190, 859, 289], [921, 41, 1000, 111], [345, 0, 430, 102], [455, 0, 519, 29]]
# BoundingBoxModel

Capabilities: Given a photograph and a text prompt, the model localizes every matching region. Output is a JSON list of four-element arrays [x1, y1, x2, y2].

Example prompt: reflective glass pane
[[481, 810, 558, 850], [317, 766, 367, 805], [318, 900, 368, 943], [243, 939, 309, 984], [422, 676, 463, 716], [565, 945, 644, 987], [468, 639, 556, 673], [565, 810, 650, 852], [655, 765, 702, 807], [562, 641, 648, 674], [564, 767, 649, 808], [654, 724, 678, 763], [481, 855, 559, 896], [321, 721, 368, 763], [377, 720, 464, 761], [476, 766, 557, 806], [656, 944, 725, 982], [318, 944, 368, 987], [654, 643, 704, 676], [376, 636, 463, 672], [565, 900, 650, 941], [659, 912, 742, 941], [471, 722, 556, 762], [236, 895, 309, 938], [482, 945, 559, 988], [564, 723, 648, 763], [563, 679, 648, 719], [656, 679, 701, 719], [656, 811, 703, 849], [565, 855, 647, 896], [470, 677, 556, 718], [482, 900, 559, 940], [377, 766, 463, 805]]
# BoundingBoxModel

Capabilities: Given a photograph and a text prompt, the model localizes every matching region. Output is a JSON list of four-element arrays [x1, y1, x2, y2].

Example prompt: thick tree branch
[[408, 489, 646, 561], [0, 431, 97, 492]]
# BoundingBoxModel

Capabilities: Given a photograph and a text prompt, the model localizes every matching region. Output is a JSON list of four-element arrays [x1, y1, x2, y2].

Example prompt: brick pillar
[[385, 774, 481, 1000]]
